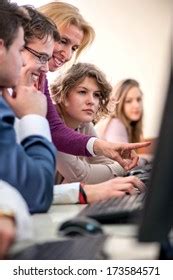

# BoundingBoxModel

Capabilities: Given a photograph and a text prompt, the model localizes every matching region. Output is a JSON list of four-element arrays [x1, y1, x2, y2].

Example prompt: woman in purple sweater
[[38, 2, 150, 170]]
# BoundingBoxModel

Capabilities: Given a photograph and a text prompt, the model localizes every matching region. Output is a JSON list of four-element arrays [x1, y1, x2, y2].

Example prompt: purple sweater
[[44, 78, 92, 156]]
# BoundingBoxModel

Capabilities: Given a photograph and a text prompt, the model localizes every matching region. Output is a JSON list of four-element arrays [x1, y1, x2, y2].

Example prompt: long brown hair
[[110, 79, 143, 142]]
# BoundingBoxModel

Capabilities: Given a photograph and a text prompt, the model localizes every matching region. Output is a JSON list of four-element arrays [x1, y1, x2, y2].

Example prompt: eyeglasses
[[24, 46, 51, 65]]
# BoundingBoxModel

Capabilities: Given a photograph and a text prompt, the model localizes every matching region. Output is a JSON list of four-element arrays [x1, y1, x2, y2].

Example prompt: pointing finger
[[125, 141, 151, 150]]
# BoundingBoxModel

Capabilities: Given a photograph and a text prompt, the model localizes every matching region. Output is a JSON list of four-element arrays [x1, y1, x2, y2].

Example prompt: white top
[[95, 117, 129, 143], [15, 115, 52, 143], [0, 180, 33, 240]]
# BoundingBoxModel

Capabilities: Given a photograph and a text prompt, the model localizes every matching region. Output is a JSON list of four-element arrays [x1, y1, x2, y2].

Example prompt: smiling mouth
[[32, 74, 39, 81], [52, 56, 64, 67]]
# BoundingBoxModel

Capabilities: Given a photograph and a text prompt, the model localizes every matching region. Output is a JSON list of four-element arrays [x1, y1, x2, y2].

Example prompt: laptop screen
[[138, 67, 173, 243]]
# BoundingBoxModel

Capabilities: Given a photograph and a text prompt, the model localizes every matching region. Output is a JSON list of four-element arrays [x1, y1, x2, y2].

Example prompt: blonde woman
[[37, 2, 97, 156], [39, 1, 95, 70], [38, 2, 150, 170], [95, 79, 143, 143]]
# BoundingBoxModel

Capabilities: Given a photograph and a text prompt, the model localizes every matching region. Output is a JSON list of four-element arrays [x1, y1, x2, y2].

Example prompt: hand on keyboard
[[83, 176, 146, 204], [126, 163, 152, 186]]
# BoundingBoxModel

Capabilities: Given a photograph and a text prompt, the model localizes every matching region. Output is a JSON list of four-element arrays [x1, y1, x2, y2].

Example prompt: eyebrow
[[61, 36, 70, 42], [61, 36, 80, 48], [77, 86, 101, 93]]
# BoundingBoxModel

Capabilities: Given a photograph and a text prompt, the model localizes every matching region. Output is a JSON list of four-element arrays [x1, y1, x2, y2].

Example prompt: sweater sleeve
[[44, 78, 93, 156], [57, 151, 125, 184]]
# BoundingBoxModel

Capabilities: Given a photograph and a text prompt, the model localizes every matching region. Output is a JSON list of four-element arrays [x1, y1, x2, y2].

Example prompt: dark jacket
[[0, 96, 56, 214]]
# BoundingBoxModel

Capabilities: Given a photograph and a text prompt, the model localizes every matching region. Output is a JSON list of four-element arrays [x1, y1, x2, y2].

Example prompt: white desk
[[31, 204, 137, 241], [31, 204, 85, 242], [26, 204, 159, 259]]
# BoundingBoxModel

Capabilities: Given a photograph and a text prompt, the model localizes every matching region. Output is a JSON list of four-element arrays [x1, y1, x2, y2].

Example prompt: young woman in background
[[95, 79, 143, 143]]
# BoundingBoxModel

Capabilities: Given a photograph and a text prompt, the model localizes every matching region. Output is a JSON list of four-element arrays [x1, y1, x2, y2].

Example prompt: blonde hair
[[110, 79, 143, 142], [38, 2, 95, 60], [50, 63, 112, 121]]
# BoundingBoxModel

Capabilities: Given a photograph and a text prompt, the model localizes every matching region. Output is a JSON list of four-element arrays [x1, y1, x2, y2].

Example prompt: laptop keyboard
[[78, 193, 146, 224], [9, 235, 107, 260]]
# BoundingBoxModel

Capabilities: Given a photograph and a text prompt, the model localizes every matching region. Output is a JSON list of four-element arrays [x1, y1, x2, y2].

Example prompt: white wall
[[16, 0, 171, 138]]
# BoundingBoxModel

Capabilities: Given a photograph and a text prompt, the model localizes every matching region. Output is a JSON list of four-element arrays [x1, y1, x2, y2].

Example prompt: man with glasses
[[24, 46, 51, 65], [0, 2, 60, 220], [12, 5, 60, 89]]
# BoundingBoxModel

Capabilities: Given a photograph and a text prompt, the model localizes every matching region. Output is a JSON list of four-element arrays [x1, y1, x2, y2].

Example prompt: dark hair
[[0, 0, 30, 49], [22, 5, 60, 45]]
